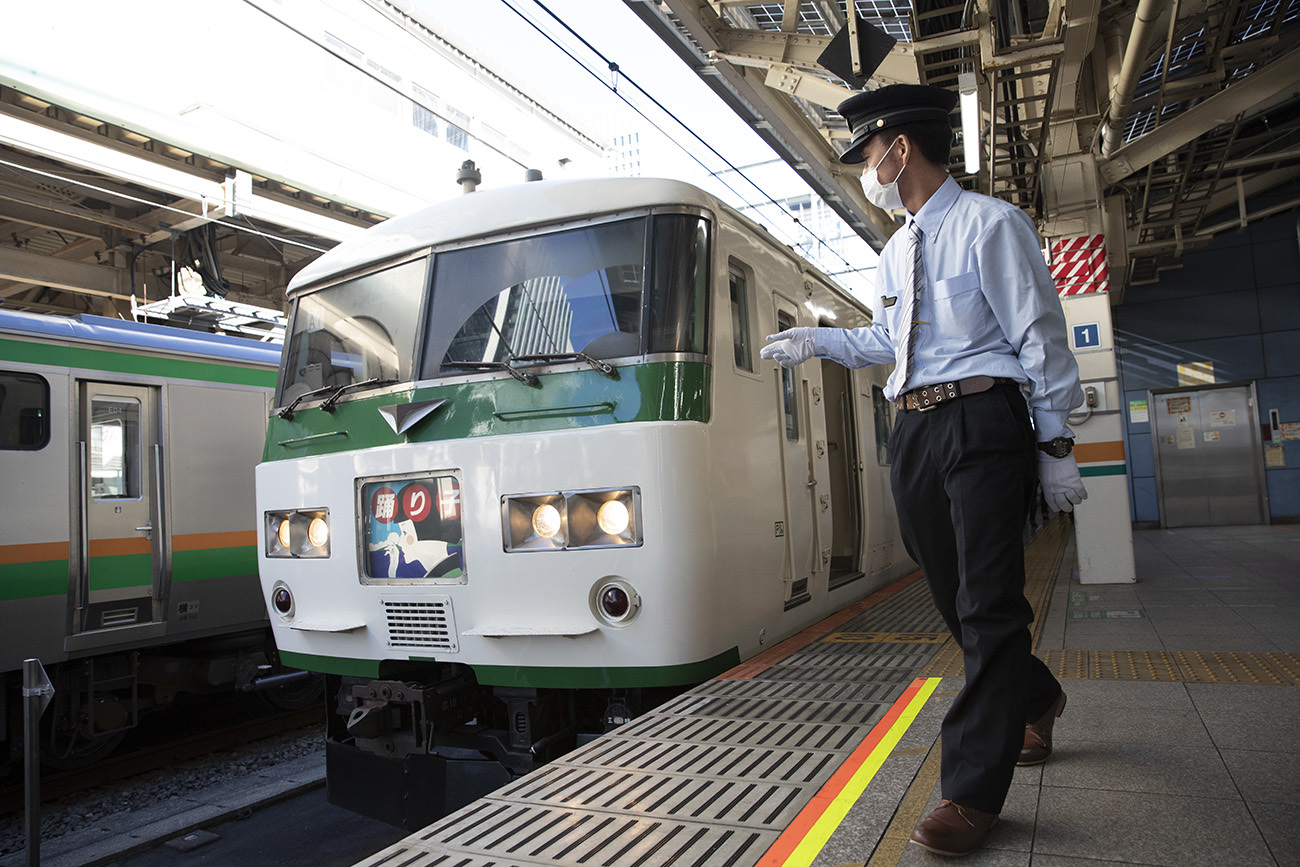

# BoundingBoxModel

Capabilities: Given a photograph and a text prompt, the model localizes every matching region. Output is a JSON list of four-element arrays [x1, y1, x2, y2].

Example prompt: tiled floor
[[901, 523, 1300, 866]]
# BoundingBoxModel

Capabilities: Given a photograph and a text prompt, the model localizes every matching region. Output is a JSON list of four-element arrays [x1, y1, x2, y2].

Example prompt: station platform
[[353, 518, 1300, 867]]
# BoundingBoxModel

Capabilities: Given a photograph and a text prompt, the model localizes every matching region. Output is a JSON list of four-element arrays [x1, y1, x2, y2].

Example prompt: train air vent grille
[[382, 596, 458, 652], [100, 608, 139, 628]]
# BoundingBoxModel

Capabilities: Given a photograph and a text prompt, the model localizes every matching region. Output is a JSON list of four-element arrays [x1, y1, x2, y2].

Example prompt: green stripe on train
[[88, 553, 152, 591], [277, 646, 742, 688], [263, 360, 711, 461], [0, 559, 68, 600], [0, 337, 276, 387], [173, 546, 258, 582]]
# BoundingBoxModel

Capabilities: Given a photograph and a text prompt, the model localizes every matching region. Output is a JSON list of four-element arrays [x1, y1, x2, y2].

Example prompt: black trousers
[[889, 382, 1062, 814]]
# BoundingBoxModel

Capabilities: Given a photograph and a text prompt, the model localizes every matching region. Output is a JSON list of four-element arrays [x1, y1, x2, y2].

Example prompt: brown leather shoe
[[1018, 689, 1067, 766], [909, 799, 999, 856]]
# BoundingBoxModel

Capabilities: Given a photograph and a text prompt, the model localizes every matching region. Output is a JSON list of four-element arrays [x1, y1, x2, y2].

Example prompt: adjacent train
[[254, 176, 914, 827], [0, 308, 302, 770]]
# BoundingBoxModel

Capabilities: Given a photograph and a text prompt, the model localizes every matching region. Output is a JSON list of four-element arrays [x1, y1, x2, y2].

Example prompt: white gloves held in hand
[[760, 327, 817, 368], [1038, 451, 1088, 513]]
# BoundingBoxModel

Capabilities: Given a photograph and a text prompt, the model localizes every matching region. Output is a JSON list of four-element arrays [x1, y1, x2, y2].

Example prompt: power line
[[512, 0, 873, 279]]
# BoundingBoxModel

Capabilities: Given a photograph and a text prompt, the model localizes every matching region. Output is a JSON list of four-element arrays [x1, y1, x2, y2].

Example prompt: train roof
[[0, 307, 282, 367], [288, 177, 731, 295]]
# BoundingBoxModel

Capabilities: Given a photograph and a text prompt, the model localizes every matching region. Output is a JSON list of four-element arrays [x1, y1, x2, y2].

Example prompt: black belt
[[898, 376, 1017, 412]]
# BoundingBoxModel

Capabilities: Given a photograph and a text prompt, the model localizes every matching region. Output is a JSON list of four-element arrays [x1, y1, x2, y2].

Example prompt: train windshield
[[420, 213, 709, 379], [278, 257, 428, 405]]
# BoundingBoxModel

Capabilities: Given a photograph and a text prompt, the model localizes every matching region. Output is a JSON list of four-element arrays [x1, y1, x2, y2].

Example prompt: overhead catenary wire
[[0, 154, 331, 255], [502, 0, 873, 280]]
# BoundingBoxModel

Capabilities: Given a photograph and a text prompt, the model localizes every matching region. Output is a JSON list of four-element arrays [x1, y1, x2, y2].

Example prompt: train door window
[[0, 371, 49, 449], [777, 311, 799, 441], [872, 384, 893, 465], [728, 262, 753, 372], [90, 397, 141, 498]]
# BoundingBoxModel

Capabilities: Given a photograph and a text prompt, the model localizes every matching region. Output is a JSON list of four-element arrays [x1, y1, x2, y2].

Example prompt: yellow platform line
[[757, 677, 941, 867]]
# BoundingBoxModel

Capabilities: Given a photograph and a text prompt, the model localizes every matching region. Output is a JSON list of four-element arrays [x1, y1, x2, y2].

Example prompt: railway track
[[0, 705, 321, 815]]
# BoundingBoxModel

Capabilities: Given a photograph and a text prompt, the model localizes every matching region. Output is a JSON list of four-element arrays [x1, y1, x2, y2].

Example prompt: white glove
[[760, 328, 817, 368], [1038, 451, 1087, 513]]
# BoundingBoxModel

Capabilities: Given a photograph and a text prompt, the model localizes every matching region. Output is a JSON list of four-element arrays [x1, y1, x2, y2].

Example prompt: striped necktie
[[896, 220, 924, 389]]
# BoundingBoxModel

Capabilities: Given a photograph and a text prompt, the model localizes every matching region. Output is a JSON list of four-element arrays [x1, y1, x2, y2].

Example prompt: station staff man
[[762, 84, 1086, 857]]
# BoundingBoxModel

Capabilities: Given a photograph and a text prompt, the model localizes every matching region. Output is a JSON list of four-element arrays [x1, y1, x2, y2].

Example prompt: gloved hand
[[760, 327, 817, 368], [1038, 451, 1087, 513]]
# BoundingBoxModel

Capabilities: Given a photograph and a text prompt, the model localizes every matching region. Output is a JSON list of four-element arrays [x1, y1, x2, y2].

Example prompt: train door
[[76, 382, 163, 632], [773, 301, 815, 608], [819, 359, 863, 587], [1150, 382, 1268, 527]]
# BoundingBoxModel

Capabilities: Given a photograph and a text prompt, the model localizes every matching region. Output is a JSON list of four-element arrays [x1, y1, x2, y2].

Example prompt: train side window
[[872, 384, 893, 465], [0, 371, 50, 450], [90, 397, 141, 498], [777, 311, 799, 441], [728, 263, 753, 372]]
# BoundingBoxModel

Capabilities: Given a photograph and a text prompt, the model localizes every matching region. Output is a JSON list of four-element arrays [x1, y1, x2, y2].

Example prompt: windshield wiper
[[514, 352, 618, 380], [275, 384, 337, 421], [441, 360, 539, 387], [320, 377, 399, 413]]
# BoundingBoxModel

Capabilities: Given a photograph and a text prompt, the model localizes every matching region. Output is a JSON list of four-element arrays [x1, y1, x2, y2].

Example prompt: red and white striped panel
[[1050, 235, 1108, 296]]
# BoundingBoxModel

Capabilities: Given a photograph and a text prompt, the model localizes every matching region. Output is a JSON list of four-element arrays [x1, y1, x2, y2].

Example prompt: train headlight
[[532, 504, 562, 538], [264, 509, 331, 558], [502, 488, 640, 552], [502, 494, 567, 551], [307, 516, 330, 548], [590, 577, 641, 626], [596, 500, 630, 536]]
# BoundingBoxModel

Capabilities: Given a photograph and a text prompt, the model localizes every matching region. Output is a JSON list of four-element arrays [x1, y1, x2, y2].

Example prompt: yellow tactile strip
[[1036, 649, 1300, 684]]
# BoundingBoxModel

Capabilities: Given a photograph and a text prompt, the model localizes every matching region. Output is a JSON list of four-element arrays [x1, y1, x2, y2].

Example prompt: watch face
[[1042, 438, 1072, 457]]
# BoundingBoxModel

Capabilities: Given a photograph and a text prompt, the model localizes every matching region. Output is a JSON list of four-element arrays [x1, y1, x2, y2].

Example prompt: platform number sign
[[1072, 323, 1101, 350]]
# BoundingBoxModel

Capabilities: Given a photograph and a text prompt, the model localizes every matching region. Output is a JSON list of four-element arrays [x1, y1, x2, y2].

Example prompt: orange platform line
[[757, 676, 942, 867]]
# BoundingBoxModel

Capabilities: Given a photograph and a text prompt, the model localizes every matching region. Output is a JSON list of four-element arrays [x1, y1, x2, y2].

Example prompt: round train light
[[600, 585, 630, 619], [272, 585, 293, 615], [276, 519, 291, 549], [307, 516, 330, 548], [591, 578, 640, 626], [532, 503, 562, 538], [596, 499, 630, 536]]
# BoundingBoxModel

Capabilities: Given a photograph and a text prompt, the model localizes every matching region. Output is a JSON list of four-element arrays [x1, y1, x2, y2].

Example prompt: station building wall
[[1114, 210, 1300, 525]]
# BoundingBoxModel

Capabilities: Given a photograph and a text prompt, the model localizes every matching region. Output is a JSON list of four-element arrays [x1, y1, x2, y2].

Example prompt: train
[[254, 176, 914, 827], [0, 308, 311, 771]]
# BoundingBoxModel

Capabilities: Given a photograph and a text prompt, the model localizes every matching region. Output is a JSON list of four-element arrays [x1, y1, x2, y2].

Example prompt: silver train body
[[0, 308, 286, 768], [255, 177, 913, 826]]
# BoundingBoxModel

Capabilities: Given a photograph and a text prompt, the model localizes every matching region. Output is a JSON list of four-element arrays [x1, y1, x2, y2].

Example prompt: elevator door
[[1151, 382, 1267, 527]]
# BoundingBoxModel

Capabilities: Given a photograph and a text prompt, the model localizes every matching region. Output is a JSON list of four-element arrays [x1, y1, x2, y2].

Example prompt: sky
[[0, 0, 879, 295]]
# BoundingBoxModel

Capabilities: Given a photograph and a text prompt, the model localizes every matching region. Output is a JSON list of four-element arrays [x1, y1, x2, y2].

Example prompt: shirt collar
[[908, 175, 962, 240]]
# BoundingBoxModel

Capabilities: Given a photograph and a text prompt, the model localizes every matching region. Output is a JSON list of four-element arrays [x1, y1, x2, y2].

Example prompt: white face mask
[[861, 137, 906, 210]]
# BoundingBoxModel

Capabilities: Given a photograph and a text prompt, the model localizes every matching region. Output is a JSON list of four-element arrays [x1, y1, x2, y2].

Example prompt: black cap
[[836, 84, 958, 165]]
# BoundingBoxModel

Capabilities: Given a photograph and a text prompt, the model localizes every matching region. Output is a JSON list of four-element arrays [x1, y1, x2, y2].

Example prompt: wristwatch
[[1036, 437, 1074, 458]]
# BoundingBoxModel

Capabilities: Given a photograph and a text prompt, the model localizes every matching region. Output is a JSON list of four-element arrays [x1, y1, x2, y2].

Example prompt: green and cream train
[[255, 177, 914, 826], [0, 309, 297, 769]]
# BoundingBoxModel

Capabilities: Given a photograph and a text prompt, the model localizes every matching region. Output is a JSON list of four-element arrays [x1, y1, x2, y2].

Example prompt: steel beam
[[1099, 46, 1300, 184], [0, 245, 128, 298]]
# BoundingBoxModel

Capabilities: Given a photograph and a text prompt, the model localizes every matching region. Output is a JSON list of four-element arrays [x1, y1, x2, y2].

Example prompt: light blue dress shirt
[[814, 176, 1083, 441]]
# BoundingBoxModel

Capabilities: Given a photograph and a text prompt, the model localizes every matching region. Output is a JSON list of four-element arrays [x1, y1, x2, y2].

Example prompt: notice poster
[[1129, 399, 1149, 424], [1166, 396, 1191, 414], [1176, 425, 1196, 449], [1265, 444, 1286, 467]]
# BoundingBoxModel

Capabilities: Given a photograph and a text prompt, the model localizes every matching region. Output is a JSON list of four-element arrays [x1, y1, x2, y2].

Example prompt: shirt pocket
[[928, 271, 983, 340]]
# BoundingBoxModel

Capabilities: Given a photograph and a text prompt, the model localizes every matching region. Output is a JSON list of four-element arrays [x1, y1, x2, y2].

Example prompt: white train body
[[255, 177, 912, 825]]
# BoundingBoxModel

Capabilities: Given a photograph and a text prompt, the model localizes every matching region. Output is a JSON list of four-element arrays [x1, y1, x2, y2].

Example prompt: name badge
[[882, 295, 897, 308]]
